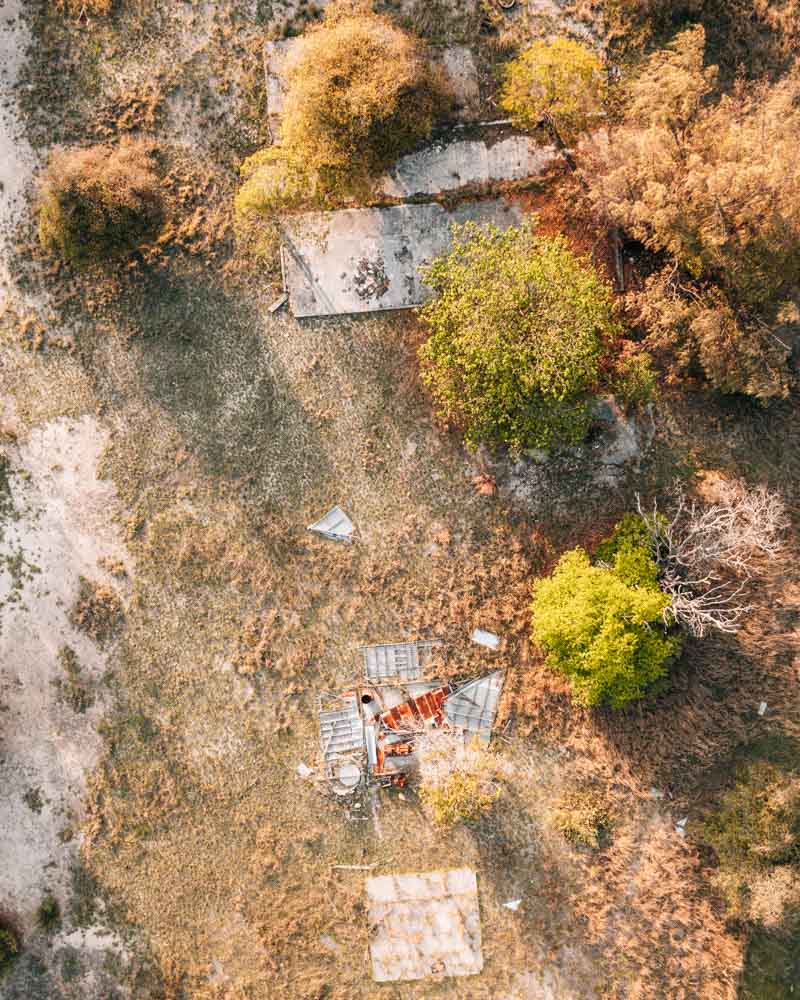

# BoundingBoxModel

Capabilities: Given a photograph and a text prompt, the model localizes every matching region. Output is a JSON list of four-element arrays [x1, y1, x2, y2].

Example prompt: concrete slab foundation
[[280, 199, 522, 318]]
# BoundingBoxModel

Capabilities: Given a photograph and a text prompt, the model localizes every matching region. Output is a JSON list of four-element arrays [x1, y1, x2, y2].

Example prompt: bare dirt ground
[[0, 2, 798, 999]]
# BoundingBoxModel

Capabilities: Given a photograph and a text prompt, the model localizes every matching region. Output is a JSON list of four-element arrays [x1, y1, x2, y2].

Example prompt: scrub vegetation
[[2, 0, 800, 997]]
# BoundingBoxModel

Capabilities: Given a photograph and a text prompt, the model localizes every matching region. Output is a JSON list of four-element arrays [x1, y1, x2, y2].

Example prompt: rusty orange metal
[[379, 686, 449, 731]]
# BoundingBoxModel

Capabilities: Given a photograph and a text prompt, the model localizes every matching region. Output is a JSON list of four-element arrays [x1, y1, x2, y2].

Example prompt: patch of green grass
[[37, 895, 62, 934], [0, 926, 19, 978], [54, 646, 94, 714], [740, 920, 800, 1000]]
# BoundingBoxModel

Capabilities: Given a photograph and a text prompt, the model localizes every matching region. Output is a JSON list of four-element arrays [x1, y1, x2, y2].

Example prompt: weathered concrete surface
[[379, 135, 558, 198], [281, 199, 522, 318], [0, 0, 38, 305], [264, 40, 480, 137]]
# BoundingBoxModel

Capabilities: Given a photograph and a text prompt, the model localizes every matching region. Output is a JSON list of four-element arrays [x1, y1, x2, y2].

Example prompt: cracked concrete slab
[[280, 199, 522, 318], [379, 134, 558, 198]]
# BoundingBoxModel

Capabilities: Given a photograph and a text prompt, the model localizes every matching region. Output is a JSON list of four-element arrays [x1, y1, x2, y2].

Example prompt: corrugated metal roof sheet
[[380, 685, 450, 731], [319, 694, 364, 764], [360, 640, 442, 684], [308, 505, 354, 542], [442, 671, 504, 734]]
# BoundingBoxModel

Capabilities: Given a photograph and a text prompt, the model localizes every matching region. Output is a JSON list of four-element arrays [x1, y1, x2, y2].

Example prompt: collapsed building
[[318, 639, 504, 794]]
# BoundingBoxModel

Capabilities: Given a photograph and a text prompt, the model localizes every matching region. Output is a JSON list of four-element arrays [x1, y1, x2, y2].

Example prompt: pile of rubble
[[317, 638, 505, 794]]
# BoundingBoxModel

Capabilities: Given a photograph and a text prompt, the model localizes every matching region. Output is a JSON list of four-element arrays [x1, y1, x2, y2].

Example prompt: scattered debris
[[675, 816, 688, 836], [503, 899, 522, 911], [318, 641, 504, 791], [470, 628, 500, 651], [307, 505, 355, 543], [331, 863, 376, 871], [365, 868, 483, 982], [649, 788, 664, 799], [296, 762, 314, 779], [758, 701, 767, 716]]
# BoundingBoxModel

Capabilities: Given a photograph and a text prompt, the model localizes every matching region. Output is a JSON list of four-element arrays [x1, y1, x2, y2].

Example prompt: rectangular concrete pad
[[366, 868, 483, 982], [380, 135, 558, 199], [281, 199, 522, 318]]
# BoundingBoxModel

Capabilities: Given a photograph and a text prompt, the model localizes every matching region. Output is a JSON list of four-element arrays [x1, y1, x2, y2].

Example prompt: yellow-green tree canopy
[[280, 0, 448, 187], [500, 38, 606, 147], [531, 529, 681, 708], [37, 137, 162, 267], [418, 220, 622, 452]]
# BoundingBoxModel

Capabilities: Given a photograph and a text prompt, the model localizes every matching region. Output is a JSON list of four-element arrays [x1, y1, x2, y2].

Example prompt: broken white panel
[[758, 701, 767, 716], [307, 505, 354, 542], [264, 40, 480, 138], [471, 628, 500, 650], [443, 670, 504, 734], [366, 868, 483, 982], [296, 762, 314, 778], [319, 694, 364, 765], [503, 898, 522, 911], [379, 135, 558, 199], [360, 639, 442, 684], [281, 199, 523, 318]]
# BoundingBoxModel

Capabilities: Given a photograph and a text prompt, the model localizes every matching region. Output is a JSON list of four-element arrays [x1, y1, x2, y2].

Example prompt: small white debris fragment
[[758, 701, 767, 716], [503, 899, 522, 911], [676, 817, 688, 828], [675, 826, 686, 838], [471, 628, 500, 650], [297, 762, 314, 778], [308, 505, 355, 543], [398, 792, 406, 801], [649, 788, 664, 799], [268, 292, 289, 314]]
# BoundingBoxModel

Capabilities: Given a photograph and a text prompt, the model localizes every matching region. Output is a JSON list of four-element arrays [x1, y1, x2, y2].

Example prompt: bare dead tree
[[636, 482, 788, 637]]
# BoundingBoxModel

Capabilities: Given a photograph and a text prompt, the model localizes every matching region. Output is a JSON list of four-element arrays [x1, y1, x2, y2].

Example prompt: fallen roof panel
[[360, 639, 442, 684], [319, 694, 364, 764], [443, 670, 504, 734], [281, 200, 523, 318], [308, 505, 354, 542], [366, 868, 483, 982]]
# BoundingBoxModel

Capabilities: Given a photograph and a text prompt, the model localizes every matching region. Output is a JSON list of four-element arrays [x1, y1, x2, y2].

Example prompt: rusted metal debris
[[316, 640, 505, 794]]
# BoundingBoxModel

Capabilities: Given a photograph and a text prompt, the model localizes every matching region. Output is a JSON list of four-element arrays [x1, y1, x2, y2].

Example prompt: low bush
[[280, 0, 448, 189], [550, 787, 611, 848], [69, 578, 123, 645], [700, 762, 800, 928], [0, 926, 18, 978], [417, 732, 499, 827], [37, 137, 162, 267], [37, 895, 62, 934]]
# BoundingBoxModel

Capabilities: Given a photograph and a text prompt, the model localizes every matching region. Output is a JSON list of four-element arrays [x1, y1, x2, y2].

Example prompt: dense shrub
[[500, 38, 606, 148], [701, 762, 800, 928], [38, 137, 162, 266], [550, 787, 611, 848], [0, 927, 18, 978], [280, 0, 448, 188], [418, 220, 622, 452], [531, 535, 681, 707], [37, 895, 62, 934]]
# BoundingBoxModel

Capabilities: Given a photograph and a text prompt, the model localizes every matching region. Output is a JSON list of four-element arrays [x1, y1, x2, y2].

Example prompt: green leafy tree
[[37, 137, 162, 267], [500, 38, 607, 154], [418, 220, 621, 452], [531, 544, 681, 708]]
